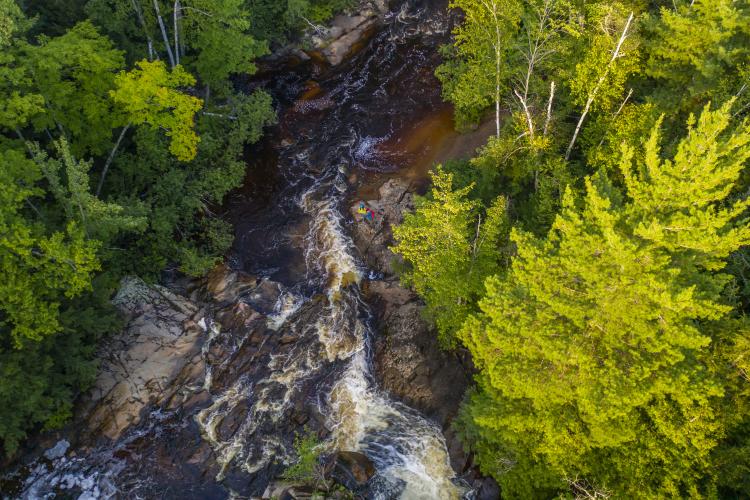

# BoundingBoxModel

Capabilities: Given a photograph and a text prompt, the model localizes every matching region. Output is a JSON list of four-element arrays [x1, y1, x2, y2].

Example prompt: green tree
[[30, 138, 146, 243], [105, 89, 275, 277], [0, 1, 44, 130], [436, 0, 523, 133], [564, 3, 639, 160], [110, 59, 203, 162], [645, 0, 750, 108], [0, 147, 100, 347], [24, 21, 126, 156], [392, 167, 508, 344], [282, 430, 326, 488], [459, 102, 750, 497], [177, 0, 268, 89]]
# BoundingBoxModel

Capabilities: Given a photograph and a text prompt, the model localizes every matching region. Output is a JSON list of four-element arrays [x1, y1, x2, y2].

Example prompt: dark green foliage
[[104, 89, 275, 278], [245, 0, 355, 43], [23, 21, 125, 156], [19, 0, 87, 37], [0, 0, 282, 455]]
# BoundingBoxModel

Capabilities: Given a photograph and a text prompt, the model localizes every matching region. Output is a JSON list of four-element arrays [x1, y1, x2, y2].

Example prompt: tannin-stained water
[[4, 2, 467, 498]]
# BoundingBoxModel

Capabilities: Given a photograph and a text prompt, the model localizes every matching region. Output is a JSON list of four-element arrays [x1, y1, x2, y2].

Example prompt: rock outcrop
[[307, 1, 390, 66], [329, 451, 376, 491], [349, 178, 474, 475], [349, 178, 414, 274], [77, 277, 208, 441]]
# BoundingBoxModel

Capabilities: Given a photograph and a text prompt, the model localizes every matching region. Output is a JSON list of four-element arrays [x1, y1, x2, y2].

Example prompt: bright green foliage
[[584, 102, 659, 174], [707, 318, 750, 497], [645, 0, 750, 105], [24, 21, 125, 156], [568, 3, 640, 115], [110, 60, 203, 161], [0, 147, 100, 347], [180, 0, 268, 88], [459, 104, 750, 497], [0, 0, 25, 46], [622, 102, 750, 268], [0, 3, 44, 130], [435, 0, 522, 130], [392, 167, 508, 344], [281, 431, 325, 487]]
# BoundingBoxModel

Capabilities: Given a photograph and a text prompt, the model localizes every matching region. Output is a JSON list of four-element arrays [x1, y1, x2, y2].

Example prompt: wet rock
[[43, 440, 69, 461], [318, 16, 379, 66], [78, 276, 208, 441], [279, 333, 299, 344], [330, 451, 376, 490], [247, 278, 283, 313], [218, 402, 250, 441], [206, 264, 282, 315], [261, 483, 325, 500], [350, 178, 414, 274], [350, 178, 474, 474], [207, 264, 258, 304], [473, 476, 501, 500], [306, 0, 392, 66], [217, 301, 261, 331], [368, 280, 473, 472]]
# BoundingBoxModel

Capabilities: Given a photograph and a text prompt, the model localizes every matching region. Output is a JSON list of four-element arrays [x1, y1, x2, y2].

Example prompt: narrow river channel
[[6, 1, 474, 498]]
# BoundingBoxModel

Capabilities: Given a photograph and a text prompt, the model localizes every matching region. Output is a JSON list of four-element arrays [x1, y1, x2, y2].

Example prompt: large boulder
[[350, 178, 414, 274], [307, 1, 390, 66], [329, 451, 376, 491], [77, 276, 208, 441]]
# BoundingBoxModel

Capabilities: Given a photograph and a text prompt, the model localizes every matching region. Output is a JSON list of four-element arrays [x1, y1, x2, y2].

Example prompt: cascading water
[[298, 180, 463, 499], [3, 2, 467, 498]]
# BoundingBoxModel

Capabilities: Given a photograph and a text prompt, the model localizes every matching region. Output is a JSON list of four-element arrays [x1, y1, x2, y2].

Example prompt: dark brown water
[[1, 2, 479, 498]]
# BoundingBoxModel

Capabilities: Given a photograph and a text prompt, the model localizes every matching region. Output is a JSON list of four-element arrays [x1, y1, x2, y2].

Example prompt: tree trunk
[[173, 0, 181, 66], [96, 124, 131, 198], [565, 12, 634, 161], [130, 0, 157, 61], [543, 81, 555, 137], [152, 0, 176, 68]]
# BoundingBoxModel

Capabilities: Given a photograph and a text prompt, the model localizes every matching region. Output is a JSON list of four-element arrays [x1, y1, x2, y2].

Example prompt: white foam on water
[[201, 317, 222, 391], [266, 293, 304, 331], [298, 181, 463, 499]]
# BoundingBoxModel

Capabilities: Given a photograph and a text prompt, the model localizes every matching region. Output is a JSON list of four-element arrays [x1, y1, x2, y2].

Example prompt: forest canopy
[[0, 0, 347, 456], [393, 0, 750, 497]]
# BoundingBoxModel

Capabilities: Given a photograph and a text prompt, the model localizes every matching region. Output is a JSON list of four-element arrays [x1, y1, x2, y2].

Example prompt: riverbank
[[345, 134, 499, 499], [1, 2, 500, 497]]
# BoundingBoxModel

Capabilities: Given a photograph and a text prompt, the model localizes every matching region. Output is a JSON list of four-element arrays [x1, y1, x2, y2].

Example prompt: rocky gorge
[[1, 1, 499, 498]]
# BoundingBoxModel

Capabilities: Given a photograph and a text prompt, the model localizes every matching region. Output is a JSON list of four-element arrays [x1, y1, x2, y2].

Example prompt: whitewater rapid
[[5, 2, 466, 498]]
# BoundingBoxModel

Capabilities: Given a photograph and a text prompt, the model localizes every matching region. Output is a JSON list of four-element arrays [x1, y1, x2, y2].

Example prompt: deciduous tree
[[110, 59, 202, 161], [392, 167, 508, 344]]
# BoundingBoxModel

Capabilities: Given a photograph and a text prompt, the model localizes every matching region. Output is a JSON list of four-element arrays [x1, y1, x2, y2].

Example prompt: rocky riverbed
[[1, 1, 501, 498], [348, 178, 500, 499]]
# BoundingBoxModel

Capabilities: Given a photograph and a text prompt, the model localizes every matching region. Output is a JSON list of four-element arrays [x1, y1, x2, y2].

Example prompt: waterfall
[[6, 2, 465, 498]]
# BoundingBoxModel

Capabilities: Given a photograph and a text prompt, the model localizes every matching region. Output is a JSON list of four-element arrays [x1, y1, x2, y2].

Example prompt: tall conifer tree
[[460, 102, 750, 497]]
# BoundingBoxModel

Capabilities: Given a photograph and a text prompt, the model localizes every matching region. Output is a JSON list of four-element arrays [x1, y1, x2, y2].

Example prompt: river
[[3, 1, 475, 498]]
